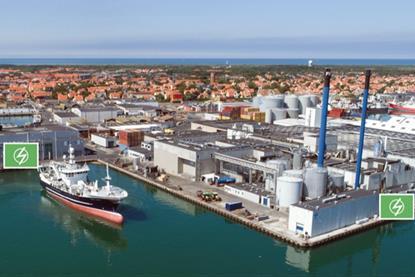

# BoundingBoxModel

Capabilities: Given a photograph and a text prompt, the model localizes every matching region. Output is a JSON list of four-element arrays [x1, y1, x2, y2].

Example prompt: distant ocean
[[1, 58, 415, 66]]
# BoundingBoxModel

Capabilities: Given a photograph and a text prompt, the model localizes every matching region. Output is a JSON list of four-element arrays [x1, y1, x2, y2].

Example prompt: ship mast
[[68, 145, 75, 165], [105, 163, 111, 191]]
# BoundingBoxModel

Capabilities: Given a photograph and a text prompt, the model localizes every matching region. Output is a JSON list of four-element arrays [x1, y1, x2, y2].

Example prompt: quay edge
[[97, 159, 390, 249]]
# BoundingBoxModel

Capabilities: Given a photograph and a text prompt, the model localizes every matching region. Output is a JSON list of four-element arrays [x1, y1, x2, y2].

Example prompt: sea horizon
[[1, 58, 415, 66]]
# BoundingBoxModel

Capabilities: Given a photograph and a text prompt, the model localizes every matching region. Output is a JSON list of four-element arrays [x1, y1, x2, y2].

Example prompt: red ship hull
[[47, 191, 124, 225], [389, 103, 415, 114]]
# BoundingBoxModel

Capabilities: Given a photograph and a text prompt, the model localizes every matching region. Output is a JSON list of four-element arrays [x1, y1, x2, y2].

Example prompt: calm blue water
[[1, 164, 415, 276], [1, 58, 415, 66]]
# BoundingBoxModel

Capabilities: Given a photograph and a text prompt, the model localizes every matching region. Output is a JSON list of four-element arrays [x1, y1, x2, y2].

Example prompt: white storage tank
[[304, 167, 328, 199], [271, 108, 287, 120], [298, 95, 312, 114], [309, 95, 319, 107], [283, 169, 304, 179], [265, 109, 273, 124], [287, 108, 299, 119], [330, 173, 345, 190], [277, 176, 303, 207], [284, 94, 299, 109], [266, 159, 290, 175], [252, 96, 263, 107], [260, 95, 284, 110]]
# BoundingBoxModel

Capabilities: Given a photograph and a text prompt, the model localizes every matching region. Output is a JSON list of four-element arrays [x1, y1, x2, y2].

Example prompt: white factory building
[[71, 106, 121, 123], [53, 111, 80, 125], [90, 133, 116, 148], [224, 183, 273, 208], [288, 189, 379, 237], [116, 104, 158, 117]]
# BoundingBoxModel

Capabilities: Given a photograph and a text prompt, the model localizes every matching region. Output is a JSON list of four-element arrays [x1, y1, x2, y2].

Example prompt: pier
[[96, 159, 388, 249]]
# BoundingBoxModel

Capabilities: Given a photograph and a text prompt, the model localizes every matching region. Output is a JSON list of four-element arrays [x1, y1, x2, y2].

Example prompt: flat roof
[[0, 124, 77, 135], [226, 182, 272, 197], [128, 147, 152, 156], [292, 189, 379, 211], [54, 111, 78, 118]]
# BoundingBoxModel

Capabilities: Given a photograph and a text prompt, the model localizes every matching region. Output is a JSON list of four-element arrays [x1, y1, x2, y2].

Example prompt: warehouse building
[[224, 183, 273, 208], [152, 130, 252, 181], [53, 111, 80, 125], [288, 189, 379, 237], [0, 124, 83, 166], [90, 133, 116, 148], [72, 106, 121, 123], [116, 104, 159, 117]]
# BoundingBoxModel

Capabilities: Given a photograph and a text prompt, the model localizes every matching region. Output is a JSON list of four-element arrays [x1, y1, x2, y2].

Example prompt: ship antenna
[[105, 163, 111, 191]]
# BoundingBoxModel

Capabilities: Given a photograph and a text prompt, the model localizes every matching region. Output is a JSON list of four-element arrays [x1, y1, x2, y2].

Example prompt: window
[[296, 223, 304, 232]]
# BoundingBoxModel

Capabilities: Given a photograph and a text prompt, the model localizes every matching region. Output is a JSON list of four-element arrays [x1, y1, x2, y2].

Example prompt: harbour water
[[0, 164, 414, 276]]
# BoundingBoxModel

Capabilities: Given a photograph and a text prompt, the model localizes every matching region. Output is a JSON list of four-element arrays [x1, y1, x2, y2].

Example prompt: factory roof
[[74, 106, 120, 112], [117, 104, 158, 110], [292, 189, 379, 211], [128, 147, 152, 156], [225, 182, 272, 197], [0, 124, 77, 136], [54, 111, 78, 118]]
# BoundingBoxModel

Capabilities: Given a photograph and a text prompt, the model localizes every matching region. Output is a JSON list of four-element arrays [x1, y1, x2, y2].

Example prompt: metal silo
[[298, 95, 312, 114], [330, 173, 345, 191], [283, 169, 304, 179], [252, 96, 263, 107], [271, 108, 287, 121], [267, 159, 290, 174], [265, 108, 273, 124], [277, 176, 303, 207], [287, 108, 299, 119], [304, 167, 328, 199], [309, 94, 319, 107], [284, 94, 299, 109], [260, 95, 285, 110]]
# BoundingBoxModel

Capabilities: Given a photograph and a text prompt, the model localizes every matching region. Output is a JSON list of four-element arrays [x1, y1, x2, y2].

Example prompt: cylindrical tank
[[292, 150, 303, 169], [252, 96, 263, 107], [265, 108, 273, 123], [287, 108, 299, 118], [277, 176, 303, 207], [330, 173, 345, 190], [267, 159, 289, 175], [283, 169, 304, 179], [271, 108, 287, 121], [298, 95, 312, 114], [309, 95, 319, 107], [284, 95, 299, 109], [304, 167, 328, 199], [260, 95, 284, 110]]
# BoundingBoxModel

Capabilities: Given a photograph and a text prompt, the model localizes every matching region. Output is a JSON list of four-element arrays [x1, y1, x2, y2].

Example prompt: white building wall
[[288, 206, 314, 235], [224, 185, 260, 204], [289, 192, 379, 237]]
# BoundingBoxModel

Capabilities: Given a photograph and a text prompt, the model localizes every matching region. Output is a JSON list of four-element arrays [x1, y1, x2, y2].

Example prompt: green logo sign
[[3, 143, 39, 169], [380, 193, 414, 220]]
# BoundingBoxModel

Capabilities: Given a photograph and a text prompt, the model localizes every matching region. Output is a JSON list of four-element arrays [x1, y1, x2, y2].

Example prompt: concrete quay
[[96, 159, 387, 249]]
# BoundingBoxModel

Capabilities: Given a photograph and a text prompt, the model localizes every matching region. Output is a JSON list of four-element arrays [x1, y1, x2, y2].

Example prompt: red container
[[118, 130, 143, 146]]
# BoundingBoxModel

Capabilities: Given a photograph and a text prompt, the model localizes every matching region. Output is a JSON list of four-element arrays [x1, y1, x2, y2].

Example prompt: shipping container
[[225, 201, 243, 211], [118, 129, 144, 147]]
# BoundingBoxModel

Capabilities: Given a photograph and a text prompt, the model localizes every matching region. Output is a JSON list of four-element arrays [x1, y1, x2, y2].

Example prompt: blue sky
[[1, 0, 414, 58]]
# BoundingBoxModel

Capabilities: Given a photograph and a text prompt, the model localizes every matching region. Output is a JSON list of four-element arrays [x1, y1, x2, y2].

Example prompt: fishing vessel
[[38, 146, 128, 224], [389, 101, 415, 114]]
